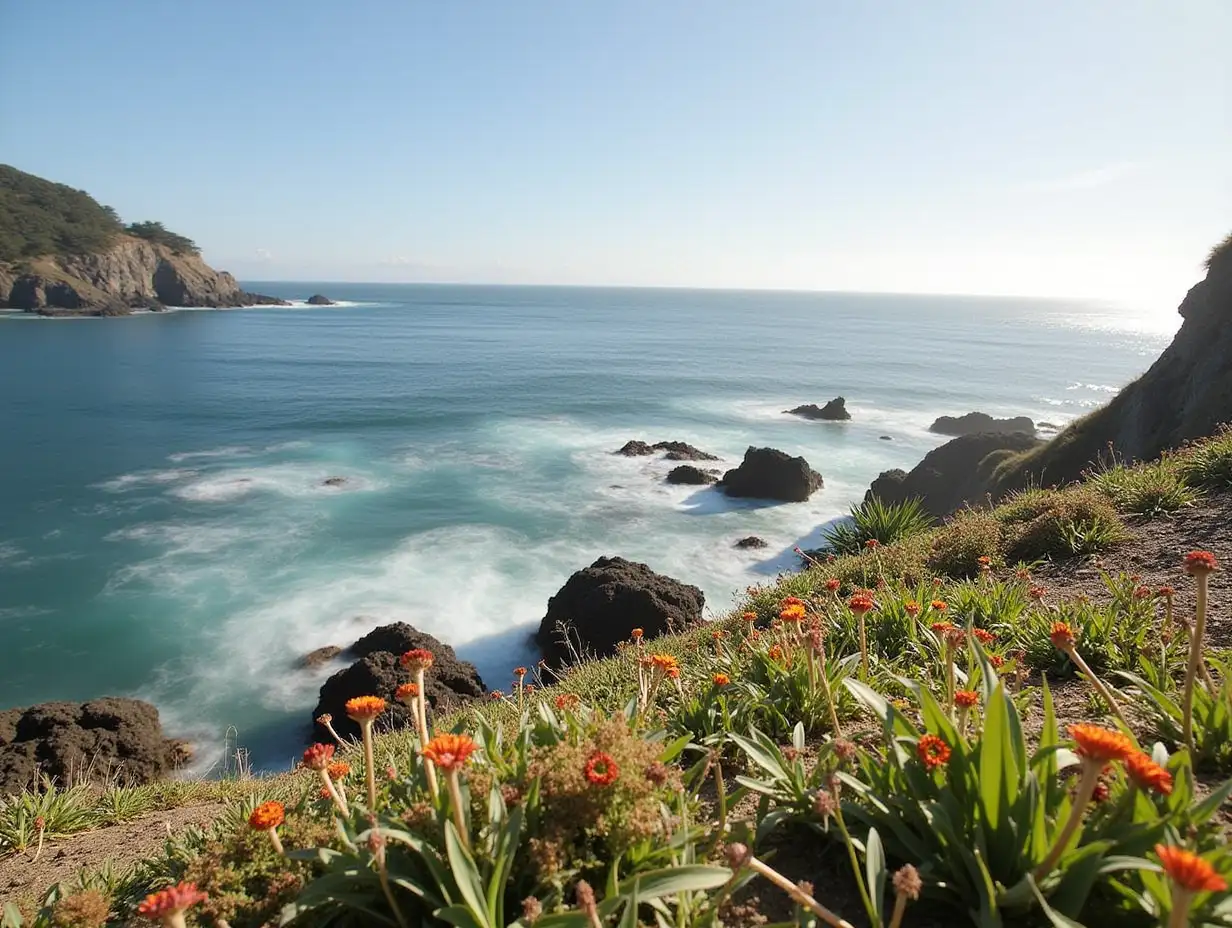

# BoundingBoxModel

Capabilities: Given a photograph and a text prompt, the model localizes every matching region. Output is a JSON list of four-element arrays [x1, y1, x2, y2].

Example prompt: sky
[[1, 1, 1229, 308]]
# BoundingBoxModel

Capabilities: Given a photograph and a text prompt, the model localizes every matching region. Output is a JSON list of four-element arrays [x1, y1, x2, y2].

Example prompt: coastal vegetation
[[6, 431, 1232, 927], [0, 166, 123, 263]]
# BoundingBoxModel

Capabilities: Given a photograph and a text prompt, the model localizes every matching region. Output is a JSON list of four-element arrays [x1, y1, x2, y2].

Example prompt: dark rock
[[0, 697, 184, 794], [615, 440, 655, 456], [666, 465, 718, 485], [864, 432, 1042, 517], [298, 646, 343, 669], [719, 447, 823, 502], [306, 294, 335, 305], [734, 536, 768, 549], [929, 412, 1036, 437], [654, 442, 719, 461], [536, 557, 704, 666], [313, 622, 486, 741], [786, 397, 851, 421], [879, 435, 893, 441], [322, 476, 347, 487]]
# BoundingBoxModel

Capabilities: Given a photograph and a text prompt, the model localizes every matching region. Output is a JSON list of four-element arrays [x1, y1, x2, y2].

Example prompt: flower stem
[[834, 806, 878, 928], [414, 669, 440, 800], [267, 827, 284, 855], [1067, 647, 1131, 731], [887, 893, 908, 928], [361, 720, 379, 810], [319, 769, 350, 816], [1034, 762, 1100, 880], [1183, 575, 1210, 755], [744, 854, 856, 928], [1168, 887, 1195, 928], [446, 769, 469, 850], [816, 642, 844, 736], [859, 613, 868, 681]]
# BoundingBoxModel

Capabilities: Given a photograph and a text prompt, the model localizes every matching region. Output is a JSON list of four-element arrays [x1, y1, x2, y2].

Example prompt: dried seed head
[[725, 842, 752, 869], [892, 864, 923, 900]]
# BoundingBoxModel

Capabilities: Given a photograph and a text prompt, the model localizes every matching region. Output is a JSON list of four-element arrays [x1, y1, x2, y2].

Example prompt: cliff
[[0, 235, 285, 314]]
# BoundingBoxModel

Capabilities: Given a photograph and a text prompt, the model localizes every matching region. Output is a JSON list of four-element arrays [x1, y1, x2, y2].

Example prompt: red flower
[[422, 733, 479, 771], [1069, 724, 1134, 764], [954, 690, 979, 708], [930, 600, 947, 612], [977, 555, 992, 568], [302, 742, 335, 771], [137, 882, 207, 920], [1028, 585, 1047, 601], [1092, 781, 1110, 803], [972, 628, 995, 644], [782, 596, 805, 606], [741, 611, 758, 623], [1155, 844, 1227, 892], [1125, 751, 1174, 795], [713, 672, 731, 687], [825, 578, 841, 592], [327, 760, 350, 779], [904, 600, 921, 617], [917, 734, 951, 770], [584, 750, 620, 786], [1156, 585, 1175, 598], [1050, 621, 1076, 651], [990, 654, 1005, 668], [400, 648, 435, 670], [1134, 585, 1153, 600], [848, 593, 875, 614], [767, 645, 784, 661], [248, 801, 284, 831], [865, 539, 880, 549], [631, 627, 645, 639], [930, 621, 954, 634], [1184, 550, 1218, 576], [395, 682, 419, 704], [554, 693, 579, 710], [514, 666, 528, 678]]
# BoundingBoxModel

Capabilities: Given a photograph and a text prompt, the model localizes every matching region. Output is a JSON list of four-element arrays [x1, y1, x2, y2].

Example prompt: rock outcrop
[[719, 447, 823, 502], [306, 294, 335, 305], [666, 465, 718, 485], [312, 623, 486, 741], [298, 646, 343, 669], [0, 698, 187, 794], [864, 432, 1042, 517], [930, 412, 1036, 437], [734, 536, 768, 549], [0, 235, 287, 314], [613, 440, 718, 461], [536, 557, 704, 666], [786, 397, 851, 421]]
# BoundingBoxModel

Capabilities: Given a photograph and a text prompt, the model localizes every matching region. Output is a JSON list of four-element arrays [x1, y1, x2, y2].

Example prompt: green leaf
[[436, 904, 490, 928], [1027, 875, 1087, 928], [866, 828, 887, 923], [618, 865, 733, 899], [619, 878, 639, 928], [1191, 776, 1232, 823], [729, 731, 787, 781], [534, 915, 591, 928], [659, 733, 693, 764], [445, 821, 493, 928]]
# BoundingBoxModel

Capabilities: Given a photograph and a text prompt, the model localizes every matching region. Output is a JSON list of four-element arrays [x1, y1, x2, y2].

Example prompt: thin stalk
[[374, 838, 410, 928], [1168, 887, 1195, 928], [714, 754, 728, 839], [445, 769, 469, 850], [318, 769, 350, 816], [744, 854, 857, 928], [834, 806, 878, 928], [414, 668, 440, 800], [1066, 647, 1131, 731], [859, 613, 869, 680], [945, 645, 955, 713], [1182, 575, 1210, 755], [887, 893, 908, 928], [266, 827, 284, 855], [361, 720, 378, 811], [816, 640, 844, 736], [1034, 762, 1100, 880]]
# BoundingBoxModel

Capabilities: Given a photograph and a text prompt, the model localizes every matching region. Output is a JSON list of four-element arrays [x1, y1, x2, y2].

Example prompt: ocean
[[0, 284, 1177, 771]]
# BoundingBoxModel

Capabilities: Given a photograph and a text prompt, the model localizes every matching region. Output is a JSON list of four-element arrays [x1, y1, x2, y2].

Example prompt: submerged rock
[[718, 447, 823, 502], [879, 435, 893, 441], [298, 646, 343, 669], [666, 465, 718, 485], [734, 536, 768, 549], [0, 698, 186, 794], [312, 623, 486, 741], [786, 397, 851, 421], [929, 412, 1035, 437], [322, 476, 347, 487], [615, 440, 654, 456], [613, 440, 718, 461], [306, 294, 335, 305], [537, 557, 704, 666]]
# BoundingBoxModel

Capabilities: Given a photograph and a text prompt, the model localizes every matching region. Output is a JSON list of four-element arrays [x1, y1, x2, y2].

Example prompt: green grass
[[819, 497, 934, 556], [1088, 455, 1199, 517]]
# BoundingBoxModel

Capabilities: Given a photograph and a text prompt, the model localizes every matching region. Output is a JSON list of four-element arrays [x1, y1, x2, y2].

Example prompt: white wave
[[0, 606, 52, 620], [170, 465, 381, 502], [0, 542, 23, 562], [1066, 382, 1119, 393], [168, 447, 251, 463], [97, 468, 198, 491]]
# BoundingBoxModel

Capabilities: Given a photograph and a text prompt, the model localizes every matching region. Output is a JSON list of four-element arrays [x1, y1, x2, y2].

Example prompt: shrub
[[996, 487, 1125, 562], [821, 498, 934, 556], [124, 221, 200, 256], [1088, 457, 1198, 518], [926, 509, 1003, 578], [1178, 429, 1232, 490]]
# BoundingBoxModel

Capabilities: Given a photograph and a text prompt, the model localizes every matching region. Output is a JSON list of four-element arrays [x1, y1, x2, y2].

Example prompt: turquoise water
[[0, 284, 1176, 770]]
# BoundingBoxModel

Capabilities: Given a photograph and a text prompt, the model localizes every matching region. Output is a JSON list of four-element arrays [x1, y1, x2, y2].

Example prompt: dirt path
[[0, 801, 225, 907]]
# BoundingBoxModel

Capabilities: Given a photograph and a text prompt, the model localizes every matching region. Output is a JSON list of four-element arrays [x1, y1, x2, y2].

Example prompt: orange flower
[[421, 732, 479, 771], [583, 750, 619, 786], [650, 654, 680, 678], [780, 603, 807, 622], [1050, 621, 1076, 650], [741, 611, 758, 623], [137, 882, 207, 920], [490, 690, 504, 700], [1028, 585, 1047, 601], [302, 742, 335, 771], [782, 596, 805, 606], [1155, 844, 1227, 892], [1069, 724, 1134, 763], [1156, 585, 1175, 598], [1134, 585, 1153, 600], [327, 760, 350, 780], [825, 578, 841, 592], [767, 644, 784, 661], [395, 682, 419, 704], [977, 555, 992, 568], [345, 695, 386, 722], [1184, 550, 1218, 576], [248, 800, 284, 831], [713, 672, 731, 687], [712, 629, 726, 640], [990, 654, 1005, 669], [973, 628, 995, 644], [930, 621, 954, 634], [930, 600, 947, 612], [954, 690, 979, 708], [848, 593, 875, 614], [631, 627, 645, 639], [400, 648, 435, 671], [917, 734, 951, 770], [514, 666, 528, 678], [865, 539, 880, 549], [1125, 752, 1173, 795], [904, 600, 921, 617], [554, 692, 579, 710]]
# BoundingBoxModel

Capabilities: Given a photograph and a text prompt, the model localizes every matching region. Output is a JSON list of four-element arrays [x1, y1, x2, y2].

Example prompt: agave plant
[[822, 498, 935, 556]]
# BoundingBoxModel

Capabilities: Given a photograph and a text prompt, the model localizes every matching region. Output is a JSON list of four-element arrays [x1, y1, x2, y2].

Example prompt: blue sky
[[2, 1, 1228, 306]]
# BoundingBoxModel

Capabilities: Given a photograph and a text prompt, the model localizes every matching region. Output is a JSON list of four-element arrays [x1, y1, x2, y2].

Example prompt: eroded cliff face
[[0, 235, 285, 313]]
